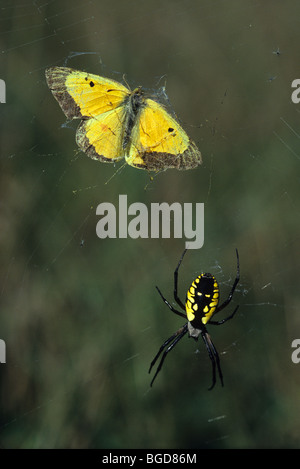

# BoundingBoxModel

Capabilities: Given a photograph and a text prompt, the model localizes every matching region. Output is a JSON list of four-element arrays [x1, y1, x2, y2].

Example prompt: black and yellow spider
[[149, 249, 240, 389]]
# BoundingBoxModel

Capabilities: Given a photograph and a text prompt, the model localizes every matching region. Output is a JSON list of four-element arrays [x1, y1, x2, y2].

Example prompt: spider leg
[[209, 305, 239, 325], [156, 286, 186, 319], [173, 248, 187, 310], [149, 331, 180, 374], [202, 331, 223, 390], [215, 248, 240, 314], [149, 324, 188, 387]]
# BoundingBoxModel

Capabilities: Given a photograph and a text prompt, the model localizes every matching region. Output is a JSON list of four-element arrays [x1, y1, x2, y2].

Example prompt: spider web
[[0, 0, 300, 450]]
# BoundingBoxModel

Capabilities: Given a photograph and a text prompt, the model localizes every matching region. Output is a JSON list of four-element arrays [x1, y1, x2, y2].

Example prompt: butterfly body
[[45, 67, 202, 171], [120, 87, 144, 151]]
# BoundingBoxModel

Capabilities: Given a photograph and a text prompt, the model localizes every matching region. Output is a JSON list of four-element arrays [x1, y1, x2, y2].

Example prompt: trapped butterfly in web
[[45, 67, 202, 172]]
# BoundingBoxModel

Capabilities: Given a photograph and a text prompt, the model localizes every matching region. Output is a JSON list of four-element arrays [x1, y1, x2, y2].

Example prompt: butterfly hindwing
[[76, 105, 127, 163]]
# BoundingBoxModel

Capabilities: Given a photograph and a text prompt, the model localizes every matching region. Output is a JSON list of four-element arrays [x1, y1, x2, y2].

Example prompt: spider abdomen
[[185, 273, 220, 327]]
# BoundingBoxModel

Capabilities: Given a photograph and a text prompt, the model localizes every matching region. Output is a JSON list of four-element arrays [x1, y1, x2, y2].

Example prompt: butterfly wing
[[76, 105, 128, 163], [127, 98, 202, 171], [45, 67, 130, 119], [46, 67, 132, 163]]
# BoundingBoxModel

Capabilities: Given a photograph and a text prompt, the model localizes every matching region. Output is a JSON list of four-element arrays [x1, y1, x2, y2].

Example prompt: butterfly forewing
[[45, 67, 130, 119]]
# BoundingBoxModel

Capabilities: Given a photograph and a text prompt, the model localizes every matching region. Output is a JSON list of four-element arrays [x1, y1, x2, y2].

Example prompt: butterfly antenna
[[155, 74, 168, 89], [122, 74, 131, 90]]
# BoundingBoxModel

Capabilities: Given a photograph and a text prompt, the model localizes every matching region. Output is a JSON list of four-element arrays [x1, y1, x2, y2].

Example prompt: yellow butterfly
[[45, 67, 202, 171]]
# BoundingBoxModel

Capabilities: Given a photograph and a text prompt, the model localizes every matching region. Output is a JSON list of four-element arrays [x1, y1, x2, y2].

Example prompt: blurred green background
[[0, 0, 300, 448]]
